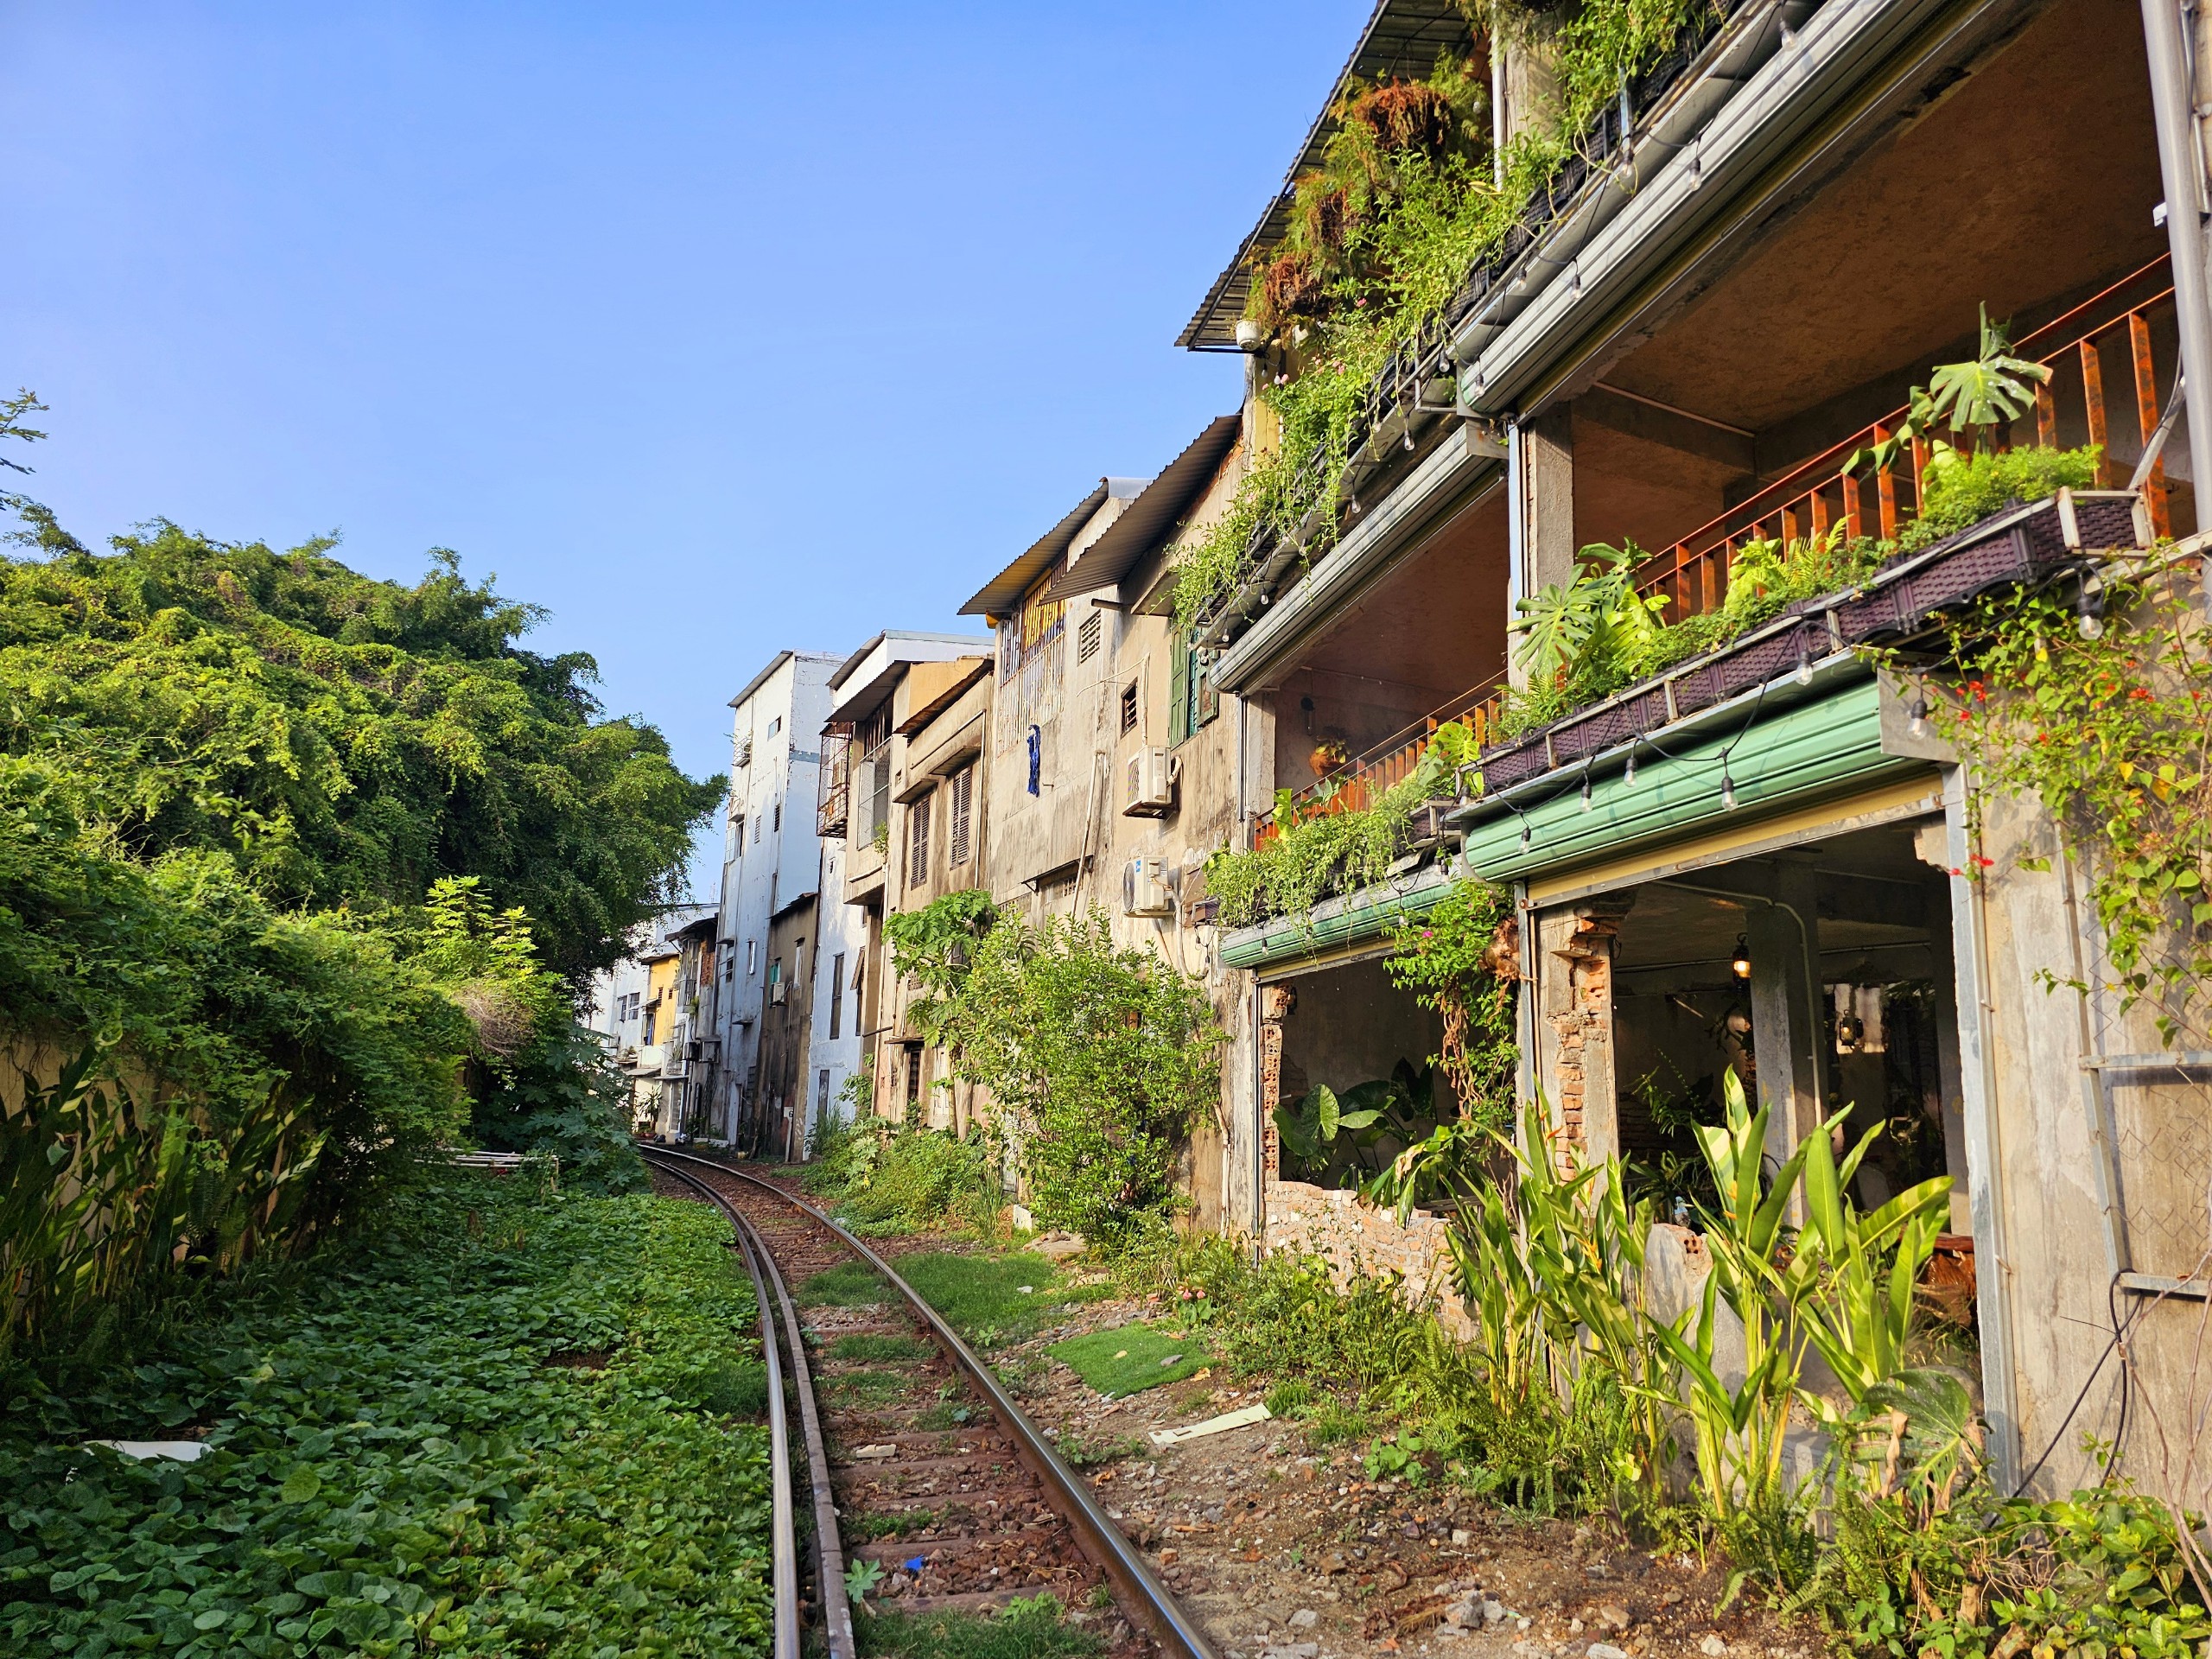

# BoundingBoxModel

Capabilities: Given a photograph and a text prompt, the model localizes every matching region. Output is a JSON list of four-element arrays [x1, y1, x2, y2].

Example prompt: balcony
[[1634, 258, 2183, 628], [1255, 671, 1507, 846], [817, 728, 851, 838]]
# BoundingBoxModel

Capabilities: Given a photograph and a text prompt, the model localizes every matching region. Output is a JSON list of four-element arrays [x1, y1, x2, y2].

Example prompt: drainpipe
[[2141, 0, 2212, 550]]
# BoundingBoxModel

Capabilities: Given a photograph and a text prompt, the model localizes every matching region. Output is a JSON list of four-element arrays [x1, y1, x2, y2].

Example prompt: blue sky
[[1, 1, 1351, 895]]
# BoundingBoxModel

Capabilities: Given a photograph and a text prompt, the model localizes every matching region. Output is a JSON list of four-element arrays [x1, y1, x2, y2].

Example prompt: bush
[[938, 911, 1223, 1249]]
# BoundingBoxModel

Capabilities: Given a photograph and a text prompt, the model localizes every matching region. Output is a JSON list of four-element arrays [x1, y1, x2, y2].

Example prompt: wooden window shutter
[[1168, 630, 1191, 745], [949, 766, 973, 867], [907, 791, 932, 887]]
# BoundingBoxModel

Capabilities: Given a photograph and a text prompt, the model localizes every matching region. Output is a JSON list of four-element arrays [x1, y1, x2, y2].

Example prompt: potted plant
[[1310, 738, 1350, 777]]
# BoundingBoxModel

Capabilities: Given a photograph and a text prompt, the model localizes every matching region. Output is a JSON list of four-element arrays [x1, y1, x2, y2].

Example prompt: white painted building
[[713, 650, 844, 1146]]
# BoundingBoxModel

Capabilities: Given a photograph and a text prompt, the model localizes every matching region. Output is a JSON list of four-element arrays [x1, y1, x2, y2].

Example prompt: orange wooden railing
[[1636, 257, 2181, 625], [1254, 672, 1509, 847]]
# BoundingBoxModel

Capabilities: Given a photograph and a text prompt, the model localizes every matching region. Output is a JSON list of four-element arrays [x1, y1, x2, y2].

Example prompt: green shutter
[[1168, 629, 1191, 745]]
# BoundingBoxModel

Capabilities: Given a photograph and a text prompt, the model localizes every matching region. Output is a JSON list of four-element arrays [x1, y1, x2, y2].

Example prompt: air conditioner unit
[[1122, 747, 1175, 817], [1122, 856, 1173, 918], [769, 981, 788, 1006]]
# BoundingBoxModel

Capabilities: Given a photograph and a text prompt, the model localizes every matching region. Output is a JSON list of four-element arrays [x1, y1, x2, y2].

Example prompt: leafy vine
[[1936, 557, 2212, 1039]]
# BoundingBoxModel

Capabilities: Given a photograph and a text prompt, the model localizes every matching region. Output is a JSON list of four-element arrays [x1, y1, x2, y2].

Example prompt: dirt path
[[997, 1282, 1808, 1659]]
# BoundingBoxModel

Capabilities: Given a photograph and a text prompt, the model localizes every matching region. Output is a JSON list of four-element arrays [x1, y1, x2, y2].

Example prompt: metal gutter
[[1213, 423, 1505, 693], [1453, 0, 1960, 411], [1219, 859, 1457, 969], [1456, 668, 1921, 885]]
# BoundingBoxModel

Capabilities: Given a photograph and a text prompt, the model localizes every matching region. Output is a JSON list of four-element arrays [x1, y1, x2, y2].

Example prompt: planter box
[[1478, 489, 2148, 785]]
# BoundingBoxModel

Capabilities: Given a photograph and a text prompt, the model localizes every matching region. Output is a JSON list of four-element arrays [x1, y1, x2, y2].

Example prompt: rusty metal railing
[[1254, 671, 1508, 847], [1636, 257, 2181, 624]]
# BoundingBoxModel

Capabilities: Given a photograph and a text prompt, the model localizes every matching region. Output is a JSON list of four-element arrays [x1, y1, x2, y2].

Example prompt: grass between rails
[[0, 1178, 773, 1658], [857, 1594, 1100, 1659]]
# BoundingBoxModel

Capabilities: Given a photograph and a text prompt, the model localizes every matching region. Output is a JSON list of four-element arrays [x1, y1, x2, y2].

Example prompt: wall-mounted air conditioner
[[1122, 747, 1175, 817], [1122, 856, 1173, 918], [769, 982, 788, 1006]]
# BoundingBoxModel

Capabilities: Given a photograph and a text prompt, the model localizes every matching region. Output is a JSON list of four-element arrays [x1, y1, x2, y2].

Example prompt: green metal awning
[[1218, 861, 1457, 972], [1459, 673, 1922, 886]]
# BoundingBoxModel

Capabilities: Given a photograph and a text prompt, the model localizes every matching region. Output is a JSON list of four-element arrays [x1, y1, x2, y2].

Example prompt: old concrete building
[[713, 650, 842, 1144], [821, 630, 994, 1124], [1177, 0, 2211, 1509]]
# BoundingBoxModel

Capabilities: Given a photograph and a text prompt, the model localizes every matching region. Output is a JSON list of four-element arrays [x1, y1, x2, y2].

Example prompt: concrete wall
[[1264, 1180, 1476, 1340]]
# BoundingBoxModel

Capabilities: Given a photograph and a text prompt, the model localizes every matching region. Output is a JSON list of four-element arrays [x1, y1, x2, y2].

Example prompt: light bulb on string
[[1721, 767, 1737, 810], [1519, 816, 1531, 849], [1795, 637, 1813, 686], [1908, 692, 1929, 739], [1623, 742, 1637, 787], [2076, 577, 2106, 641], [1580, 768, 1592, 811]]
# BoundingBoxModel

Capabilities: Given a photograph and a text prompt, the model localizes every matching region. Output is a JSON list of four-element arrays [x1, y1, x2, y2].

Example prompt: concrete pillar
[[1509, 405, 1577, 692], [1535, 899, 1630, 1169], [1925, 886, 1974, 1231], [1745, 859, 1825, 1189]]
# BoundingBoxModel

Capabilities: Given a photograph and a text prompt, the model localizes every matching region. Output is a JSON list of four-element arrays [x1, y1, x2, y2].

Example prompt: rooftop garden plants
[[1173, 0, 1733, 633]]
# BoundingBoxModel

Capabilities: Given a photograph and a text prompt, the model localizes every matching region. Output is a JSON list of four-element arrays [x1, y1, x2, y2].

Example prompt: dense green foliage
[[1, 520, 721, 982], [858, 1594, 1099, 1659], [0, 456, 681, 1298], [1383, 879, 1518, 1128], [910, 908, 1224, 1249], [1936, 552, 2212, 1039], [1175, 0, 1726, 630], [804, 1115, 1000, 1236], [0, 1179, 773, 1657], [1205, 722, 1478, 927]]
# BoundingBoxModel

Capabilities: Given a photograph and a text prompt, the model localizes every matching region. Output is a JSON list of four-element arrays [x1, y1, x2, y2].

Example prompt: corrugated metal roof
[[1042, 416, 1243, 602], [957, 478, 1148, 618], [1176, 0, 1476, 352]]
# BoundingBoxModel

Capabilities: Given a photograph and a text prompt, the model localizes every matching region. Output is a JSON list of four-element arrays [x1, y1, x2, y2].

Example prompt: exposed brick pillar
[[1259, 983, 1296, 1184], [1535, 898, 1633, 1170]]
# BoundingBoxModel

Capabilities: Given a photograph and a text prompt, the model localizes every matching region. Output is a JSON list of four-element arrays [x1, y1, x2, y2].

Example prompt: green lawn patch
[[1046, 1322, 1211, 1396], [859, 1593, 1099, 1659], [800, 1260, 893, 1306], [897, 1251, 1103, 1345], [0, 1179, 772, 1657]]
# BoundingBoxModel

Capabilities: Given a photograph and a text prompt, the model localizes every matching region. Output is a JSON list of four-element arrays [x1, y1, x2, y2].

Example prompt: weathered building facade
[[1180, 0, 2211, 1509]]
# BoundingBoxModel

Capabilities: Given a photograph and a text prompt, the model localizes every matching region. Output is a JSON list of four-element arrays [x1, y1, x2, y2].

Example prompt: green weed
[[800, 1261, 892, 1306], [830, 1332, 935, 1363], [898, 1251, 1100, 1344], [844, 1508, 938, 1542], [858, 1593, 1101, 1659]]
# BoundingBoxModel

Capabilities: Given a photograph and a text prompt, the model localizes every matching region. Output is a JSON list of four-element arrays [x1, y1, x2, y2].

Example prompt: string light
[[1795, 637, 1813, 686], [1623, 741, 1637, 787], [2076, 576, 2106, 640], [1580, 766, 1592, 811], [1908, 691, 1929, 739], [1731, 936, 1751, 979], [1721, 766, 1737, 810], [1519, 815, 1531, 849]]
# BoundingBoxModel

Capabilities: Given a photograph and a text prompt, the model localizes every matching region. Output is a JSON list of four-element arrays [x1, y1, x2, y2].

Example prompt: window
[[753, 814, 761, 843], [722, 954, 734, 982], [746, 939, 757, 975], [735, 737, 753, 768], [793, 938, 805, 983], [828, 953, 845, 1036], [948, 766, 973, 867], [772, 798, 781, 833], [907, 790, 932, 887], [904, 1042, 924, 1109], [642, 1004, 658, 1044], [768, 958, 781, 990], [1077, 611, 1102, 663], [1120, 682, 1139, 734], [769, 715, 782, 737], [818, 1068, 831, 1121], [1169, 631, 1220, 744]]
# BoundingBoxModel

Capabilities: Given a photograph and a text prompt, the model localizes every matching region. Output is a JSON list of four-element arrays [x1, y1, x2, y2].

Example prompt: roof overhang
[[827, 631, 995, 725], [1043, 416, 1243, 602], [958, 478, 1148, 618], [1177, 0, 1475, 352]]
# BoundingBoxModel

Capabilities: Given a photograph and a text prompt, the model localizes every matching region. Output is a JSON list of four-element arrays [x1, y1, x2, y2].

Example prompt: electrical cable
[[2012, 1274, 2138, 1495]]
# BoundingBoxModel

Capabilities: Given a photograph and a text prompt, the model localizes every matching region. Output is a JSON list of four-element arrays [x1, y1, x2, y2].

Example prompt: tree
[[0, 520, 723, 982]]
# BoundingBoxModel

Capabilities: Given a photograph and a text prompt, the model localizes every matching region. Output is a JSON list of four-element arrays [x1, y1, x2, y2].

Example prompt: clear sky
[[1, 1, 1352, 896]]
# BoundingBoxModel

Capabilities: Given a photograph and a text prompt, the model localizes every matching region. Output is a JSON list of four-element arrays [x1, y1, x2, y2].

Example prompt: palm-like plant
[[1510, 541, 1670, 690], [1848, 304, 2053, 478]]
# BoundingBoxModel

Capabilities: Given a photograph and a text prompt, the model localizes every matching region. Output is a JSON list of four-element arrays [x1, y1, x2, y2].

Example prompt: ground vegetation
[[0, 1177, 773, 1657]]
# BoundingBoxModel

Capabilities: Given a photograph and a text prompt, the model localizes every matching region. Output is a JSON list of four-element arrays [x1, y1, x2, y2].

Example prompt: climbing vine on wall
[[1384, 878, 1519, 1129], [1936, 558, 2212, 1039]]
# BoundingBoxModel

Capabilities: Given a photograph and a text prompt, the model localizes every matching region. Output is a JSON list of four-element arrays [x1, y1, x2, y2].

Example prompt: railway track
[[639, 1147, 1216, 1659]]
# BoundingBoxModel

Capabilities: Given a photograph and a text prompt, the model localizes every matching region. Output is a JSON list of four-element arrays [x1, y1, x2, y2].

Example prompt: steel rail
[[643, 1146, 1220, 1659], [645, 1151, 806, 1659]]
